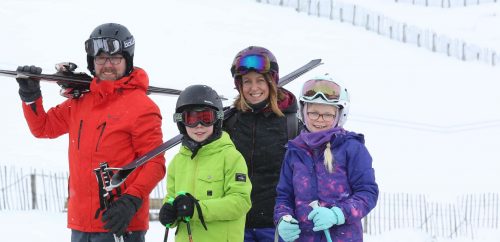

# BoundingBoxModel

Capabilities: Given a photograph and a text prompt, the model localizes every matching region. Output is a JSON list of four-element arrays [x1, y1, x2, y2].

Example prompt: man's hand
[[16, 65, 42, 102], [102, 194, 142, 237]]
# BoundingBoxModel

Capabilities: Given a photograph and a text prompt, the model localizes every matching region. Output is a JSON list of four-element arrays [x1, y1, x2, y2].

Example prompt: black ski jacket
[[223, 89, 299, 228]]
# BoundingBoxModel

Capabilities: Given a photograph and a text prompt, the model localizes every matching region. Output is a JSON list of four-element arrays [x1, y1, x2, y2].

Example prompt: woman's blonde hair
[[233, 73, 285, 117]]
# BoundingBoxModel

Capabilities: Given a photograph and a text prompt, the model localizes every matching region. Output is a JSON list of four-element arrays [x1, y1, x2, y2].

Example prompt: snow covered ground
[[0, 0, 499, 241]]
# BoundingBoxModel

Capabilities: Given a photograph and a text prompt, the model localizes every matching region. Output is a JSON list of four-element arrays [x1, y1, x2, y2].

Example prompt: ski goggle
[[173, 108, 217, 128], [85, 38, 122, 57], [232, 54, 272, 77], [301, 79, 341, 103]]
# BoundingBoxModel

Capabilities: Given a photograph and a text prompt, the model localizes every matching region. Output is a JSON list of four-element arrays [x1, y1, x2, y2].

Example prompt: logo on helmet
[[123, 38, 135, 48]]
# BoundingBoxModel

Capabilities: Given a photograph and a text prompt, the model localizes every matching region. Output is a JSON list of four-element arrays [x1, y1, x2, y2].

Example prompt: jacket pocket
[[197, 170, 224, 200]]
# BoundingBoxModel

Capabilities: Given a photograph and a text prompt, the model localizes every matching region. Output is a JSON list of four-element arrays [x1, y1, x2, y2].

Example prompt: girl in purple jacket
[[274, 75, 378, 242]]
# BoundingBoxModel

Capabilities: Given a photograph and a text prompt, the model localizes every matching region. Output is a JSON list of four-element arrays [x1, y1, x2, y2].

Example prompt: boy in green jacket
[[159, 85, 252, 242]]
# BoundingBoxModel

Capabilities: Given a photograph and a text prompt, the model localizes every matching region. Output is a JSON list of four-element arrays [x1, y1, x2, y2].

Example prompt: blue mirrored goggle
[[232, 54, 271, 77], [85, 38, 121, 57]]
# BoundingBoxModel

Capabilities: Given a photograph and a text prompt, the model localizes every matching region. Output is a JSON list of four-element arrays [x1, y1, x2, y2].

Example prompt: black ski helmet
[[174, 85, 224, 134], [85, 23, 135, 76], [230, 46, 279, 88]]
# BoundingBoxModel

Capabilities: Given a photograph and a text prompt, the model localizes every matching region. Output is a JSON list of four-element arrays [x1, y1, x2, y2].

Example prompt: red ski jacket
[[21, 68, 166, 232]]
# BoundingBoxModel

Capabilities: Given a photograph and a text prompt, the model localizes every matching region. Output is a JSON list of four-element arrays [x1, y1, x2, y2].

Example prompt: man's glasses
[[307, 112, 336, 121], [94, 56, 123, 65]]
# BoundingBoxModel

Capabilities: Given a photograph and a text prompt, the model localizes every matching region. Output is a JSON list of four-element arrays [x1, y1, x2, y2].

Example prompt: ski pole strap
[[94, 166, 106, 219], [187, 193, 207, 230], [93, 162, 115, 219]]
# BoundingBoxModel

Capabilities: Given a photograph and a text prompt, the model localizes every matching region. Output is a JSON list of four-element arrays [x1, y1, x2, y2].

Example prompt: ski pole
[[163, 226, 169, 242], [309, 200, 333, 242], [185, 218, 194, 242], [163, 198, 175, 242], [175, 191, 195, 242]]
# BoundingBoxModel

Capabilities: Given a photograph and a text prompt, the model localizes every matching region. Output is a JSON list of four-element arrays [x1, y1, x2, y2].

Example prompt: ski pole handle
[[309, 200, 333, 242]]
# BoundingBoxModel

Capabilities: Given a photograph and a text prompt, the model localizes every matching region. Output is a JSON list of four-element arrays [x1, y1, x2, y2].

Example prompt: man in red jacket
[[15, 23, 166, 242]]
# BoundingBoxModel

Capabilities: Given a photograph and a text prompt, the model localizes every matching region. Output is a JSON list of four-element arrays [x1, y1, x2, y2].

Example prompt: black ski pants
[[71, 230, 146, 242]]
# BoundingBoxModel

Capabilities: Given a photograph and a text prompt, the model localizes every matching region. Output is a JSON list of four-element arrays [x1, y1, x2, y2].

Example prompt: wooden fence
[[258, 0, 500, 67], [0, 165, 166, 212], [394, 0, 498, 8], [1, 165, 498, 239], [362, 192, 500, 239]]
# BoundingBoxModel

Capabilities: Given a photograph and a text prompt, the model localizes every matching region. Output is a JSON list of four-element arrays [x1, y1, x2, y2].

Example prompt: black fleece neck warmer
[[181, 123, 223, 159], [248, 100, 269, 113]]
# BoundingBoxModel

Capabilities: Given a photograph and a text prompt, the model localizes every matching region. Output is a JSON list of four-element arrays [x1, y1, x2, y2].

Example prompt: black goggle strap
[[172, 110, 223, 124]]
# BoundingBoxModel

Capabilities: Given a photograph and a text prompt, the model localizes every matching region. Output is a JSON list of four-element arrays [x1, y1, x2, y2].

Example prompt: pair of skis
[[0, 69, 183, 96], [1, 58, 322, 190]]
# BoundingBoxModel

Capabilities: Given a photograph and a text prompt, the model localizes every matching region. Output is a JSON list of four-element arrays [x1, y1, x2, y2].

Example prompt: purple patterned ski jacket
[[274, 128, 378, 242]]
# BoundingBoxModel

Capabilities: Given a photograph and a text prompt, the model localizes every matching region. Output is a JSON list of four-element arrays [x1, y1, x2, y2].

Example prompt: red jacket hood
[[90, 67, 149, 98]]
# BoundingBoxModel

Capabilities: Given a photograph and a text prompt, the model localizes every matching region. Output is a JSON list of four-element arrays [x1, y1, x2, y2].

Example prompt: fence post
[[330, 0, 334, 20], [462, 42, 466, 61], [0, 165, 5, 210], [340, 7, 343, 22], [432, 33, 437, 52], [352, 5, 356, 26], [317, 0, 320, 17], [308, 0, 311, 15], [402, 24, 407, 43], [377, 15, 381, 34], [366, 14, 370, 30], [363, 216, 368, 233], [31, 172, 37, 209]]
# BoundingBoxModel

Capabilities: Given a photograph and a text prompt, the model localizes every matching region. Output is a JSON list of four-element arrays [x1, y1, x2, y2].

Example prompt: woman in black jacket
[[224, 46, 300, 242]]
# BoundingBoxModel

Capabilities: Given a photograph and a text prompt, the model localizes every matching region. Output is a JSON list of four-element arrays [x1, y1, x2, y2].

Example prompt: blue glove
[[307, 206, 345, 231], [278, 215, 301, 242]]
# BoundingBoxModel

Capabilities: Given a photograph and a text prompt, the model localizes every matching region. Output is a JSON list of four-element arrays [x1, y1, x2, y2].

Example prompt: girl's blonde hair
[[324, 142, 335, 173], [233, 73, 285, 117]]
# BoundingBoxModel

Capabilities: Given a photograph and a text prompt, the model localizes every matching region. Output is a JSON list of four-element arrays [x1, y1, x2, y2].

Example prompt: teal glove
[[307, 206, 345, 231], [278, 215, 301, 242]]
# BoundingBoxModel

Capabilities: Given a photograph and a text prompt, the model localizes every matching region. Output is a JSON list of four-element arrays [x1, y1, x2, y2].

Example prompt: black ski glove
[[159, 200, 177, 227], [54, 62, 92, 99], [102, 194, 142, 237], [173, 194, 196, 219], [16, 65, 42, 102]]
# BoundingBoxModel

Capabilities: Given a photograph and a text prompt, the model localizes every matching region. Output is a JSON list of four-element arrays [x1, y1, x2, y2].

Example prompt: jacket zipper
[[250, 118, 256, 178], [95, 122, 107, 152], [192, 156, 199, 195], [77, 120, 83, 150]]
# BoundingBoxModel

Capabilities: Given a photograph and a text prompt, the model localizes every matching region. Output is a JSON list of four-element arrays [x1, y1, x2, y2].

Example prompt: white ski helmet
[[299, 74, 350, 127]]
